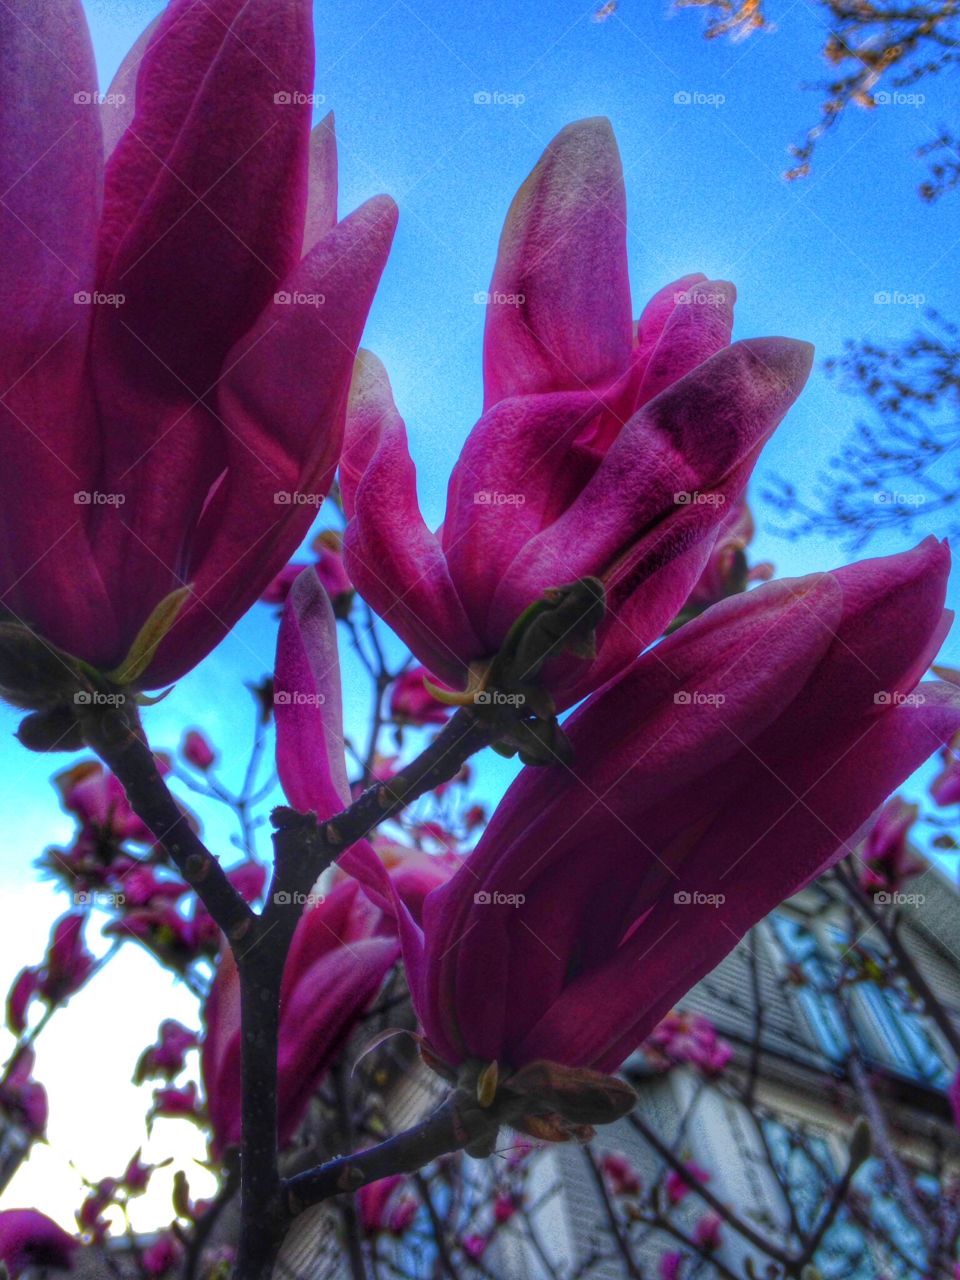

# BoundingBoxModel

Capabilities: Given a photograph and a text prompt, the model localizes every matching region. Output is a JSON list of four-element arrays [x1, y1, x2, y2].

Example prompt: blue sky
[[2, 0, 959, 1227]]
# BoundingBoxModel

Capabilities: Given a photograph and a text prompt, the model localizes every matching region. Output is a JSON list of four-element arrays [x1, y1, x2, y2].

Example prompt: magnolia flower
[[0, 0, 395, 697], [0, 1210, 77, 1277], [692, 1213, 723, 1250], [202, 877, 400, 1158], [262, 533, 354, 614], [181, 730, 216, 772], [666, 1162, 710, 1206], [857, 796, 925, 893], [142, 1232, 183, 1277], [9, 914, 95, 1031], [134, 1021, 199, 1084], [56, 761, 156, 845], [342, 540, 960, 1084], [0, 1049, 48, 1139], [389, 667, 452, 726], [601, 1152, 642, 1196], [644, 1011, 733, 1076], [358, 1176, 419, 1236], [340, 118, 811, 708]]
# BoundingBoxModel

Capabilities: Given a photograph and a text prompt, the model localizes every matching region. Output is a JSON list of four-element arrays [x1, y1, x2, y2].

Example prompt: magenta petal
[[635, 279, 736, 405], [100, 14, 160, 158], [488, 337, 814, 648], [303, 113, 338, 253], [143, 197, 396, 686], [275, 567, 350, 819], [632, 273, 708, 379], [342, 352, 485, 688], [0, 1209, 77, 1277], [441, 389, 603, 640], [98, 0, 312, 391], [482, 118, 632, 409], [0, 0, 116, 659]]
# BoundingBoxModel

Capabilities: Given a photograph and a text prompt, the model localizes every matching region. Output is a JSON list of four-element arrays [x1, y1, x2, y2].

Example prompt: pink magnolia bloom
[[660, 1254, 685, 1280], [38, 914, 96, 1004], [182, 730, 216, 772], [0, 1210, 77, 1277], [389, 668, 452, 726], [340, 118, 811, 706], [134, 1020, 199, 1084], [858, 796, 925, 893], [6, 969, 40, 1035], [0, 1049, 48, 1139], [342, 540, 960, 1075], [142, 1232, 183, 1276], [666, 1162, 710, 1205], [121, 1152, 153, 1194], [644, 1011, 733, 1076], [261, 533, 353, 611], [693, 1212, 723, 1250], [358, 1175, 418, 1236], [600, 1152, 642, 1196], [56, 762, 155, 845], [11, 914, 95, 1029], [0, 0, 395, 689], [202, 878, 400, 1158], [462, 1235, 489, 1261], [149, 1082, 201, 1124]]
